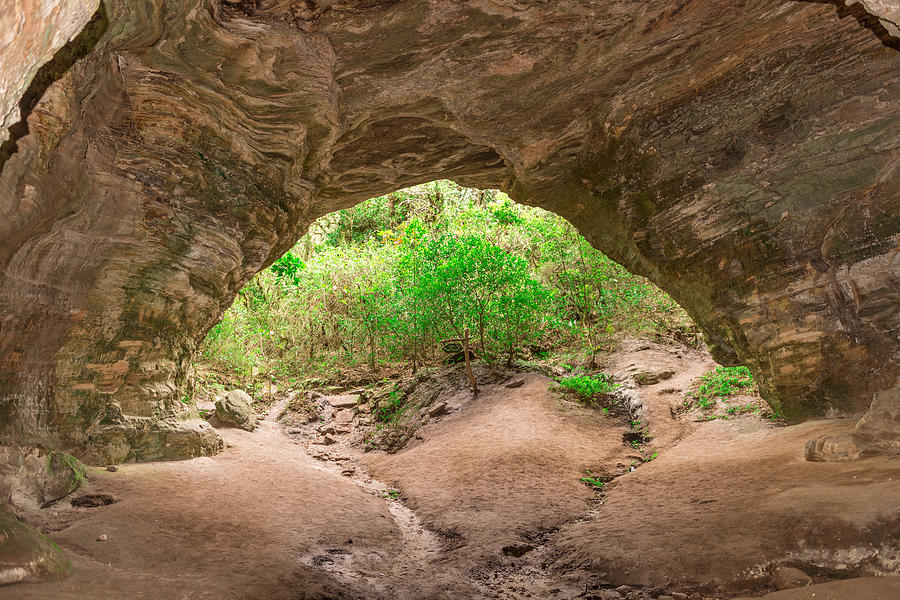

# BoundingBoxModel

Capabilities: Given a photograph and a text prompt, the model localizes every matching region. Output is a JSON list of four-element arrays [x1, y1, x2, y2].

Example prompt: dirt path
[[4, 344, 898, 600], [6, 408, 421, 599]]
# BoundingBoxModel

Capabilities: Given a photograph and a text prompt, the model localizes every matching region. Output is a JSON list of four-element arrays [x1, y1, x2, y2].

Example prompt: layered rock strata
[[0, 0, 897, 463]]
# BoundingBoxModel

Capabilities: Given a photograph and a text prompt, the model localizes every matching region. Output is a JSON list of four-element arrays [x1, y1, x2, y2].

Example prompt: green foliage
[[381, 489, 401, 500], [196, 180, 698, 389], [686, 366, 757, 410], [579, 471, 605, 490], [374, 391, 407, 423], [556, 374, 620, 404], [270, 251, 305, 286]]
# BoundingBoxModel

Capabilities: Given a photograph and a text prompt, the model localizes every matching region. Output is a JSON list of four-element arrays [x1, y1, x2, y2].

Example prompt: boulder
[[0, 446, 86, 508], [215, 391, 258, 431]]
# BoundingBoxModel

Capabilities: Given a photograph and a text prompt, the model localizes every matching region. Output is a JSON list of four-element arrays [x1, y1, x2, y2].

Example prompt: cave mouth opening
[[193, 179, 707, 400]]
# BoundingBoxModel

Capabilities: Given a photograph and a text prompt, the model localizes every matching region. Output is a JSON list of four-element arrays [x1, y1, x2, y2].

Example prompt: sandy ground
[[3, 342, 898, 599]]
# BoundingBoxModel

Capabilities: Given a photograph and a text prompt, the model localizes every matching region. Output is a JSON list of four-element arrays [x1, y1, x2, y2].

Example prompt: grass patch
[[685, 366, 756, 410], [554, 373, 620, 406]]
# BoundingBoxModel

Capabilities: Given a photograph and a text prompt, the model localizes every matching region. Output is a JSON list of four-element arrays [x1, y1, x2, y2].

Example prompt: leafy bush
[[687, 366, 756, 409], [196, 180, 698, 390], [557, 374, 620, 403]]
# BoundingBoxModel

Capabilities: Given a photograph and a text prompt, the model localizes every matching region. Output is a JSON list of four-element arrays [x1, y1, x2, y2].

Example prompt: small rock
[[287, 427, 303, 434], [322, 434, 338, 445], [97, 534, 107, 542], [658, 596, 675, 600], [771, 566, 812, 590], [597, 591, 622, 600], [334, 409, 354, 425], [615, 585, 631, 594], [506, 379, 526, 389], [428, 402, 447, 417], [106, 465, 118, 472], [670, 593, 688, 600], [318, 424, 336, 435], [341, 468, 355, 477], [326, 394, 360, 409]]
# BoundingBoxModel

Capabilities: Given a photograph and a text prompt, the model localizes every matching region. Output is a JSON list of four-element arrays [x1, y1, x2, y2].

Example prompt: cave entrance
[[193, 179, 705, 404]]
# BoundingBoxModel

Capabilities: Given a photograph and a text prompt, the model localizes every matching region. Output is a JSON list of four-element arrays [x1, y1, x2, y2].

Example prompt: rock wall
[[0, 0, 897, 463], [0, 0, 99, 144]]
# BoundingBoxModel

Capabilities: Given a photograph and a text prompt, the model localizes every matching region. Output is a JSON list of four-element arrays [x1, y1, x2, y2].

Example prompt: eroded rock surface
[[0, 1, 898, 462], [0, 506, 71, 586], [0, 0, 98, 144]]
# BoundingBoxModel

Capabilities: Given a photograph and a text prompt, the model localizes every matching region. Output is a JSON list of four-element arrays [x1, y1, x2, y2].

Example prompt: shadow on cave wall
[[804, 0, 900, 51], [0, 3, 109, 174]]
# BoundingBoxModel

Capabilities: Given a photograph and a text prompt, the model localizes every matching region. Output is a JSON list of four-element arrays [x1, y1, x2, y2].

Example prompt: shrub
[[557, 374, 620, 404], [687, 366, 756, 409]]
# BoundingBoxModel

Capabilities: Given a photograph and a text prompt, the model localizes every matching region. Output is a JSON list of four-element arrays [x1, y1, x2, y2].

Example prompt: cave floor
[[4, 345, 899, 600]]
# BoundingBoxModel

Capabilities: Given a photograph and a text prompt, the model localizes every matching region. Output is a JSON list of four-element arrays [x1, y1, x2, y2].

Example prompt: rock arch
[[0, 0, 897, 463]]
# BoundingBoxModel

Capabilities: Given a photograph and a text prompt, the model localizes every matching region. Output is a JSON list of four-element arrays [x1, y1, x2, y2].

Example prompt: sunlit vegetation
[[195, 181, 697, 394]]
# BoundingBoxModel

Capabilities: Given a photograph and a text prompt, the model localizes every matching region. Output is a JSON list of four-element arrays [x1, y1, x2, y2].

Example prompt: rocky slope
[[0, 0, 898, 463]]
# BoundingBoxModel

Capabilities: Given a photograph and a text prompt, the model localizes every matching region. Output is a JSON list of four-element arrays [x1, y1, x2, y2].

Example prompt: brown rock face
[[0, 1, 897, 463], [0, 0, 99, 145]]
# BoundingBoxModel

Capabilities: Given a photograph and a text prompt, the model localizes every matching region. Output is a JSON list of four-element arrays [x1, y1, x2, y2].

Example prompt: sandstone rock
[[0, 446, 86, 508], [428, 403, 448, 418], [327, 395, 360, 409], [804, 432, 869, 462], [506, 379, 526, 389], [771, 565, 813, 590], [105, 465, 118, 472], [0, 0, 898, 462], [0, 506, 71, 584], [215, 391, 258, 432], [634, 372, 661, 386], [634, 370, 676, 386], [322, 434, 338, 446], [334, 410, 354, 425], [0, 0, 99, 144]]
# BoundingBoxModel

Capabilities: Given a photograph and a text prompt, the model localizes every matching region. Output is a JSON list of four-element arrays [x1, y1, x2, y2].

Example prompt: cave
[[0, 0, 898, 596]]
